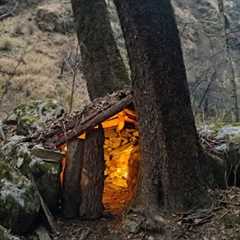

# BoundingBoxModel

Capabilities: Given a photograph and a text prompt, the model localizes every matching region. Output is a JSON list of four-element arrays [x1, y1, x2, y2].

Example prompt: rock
[[5, 100, 64, 136], [30, 146, 62, 212], [123, 214, 145, 234], [0, 225, 21, 240], [35, 4, 74, 34], [1, 138, 32, 177], [222, 213, 240, 229], [216, 126, 240, 139], [0, 161, 40, 234], [1, 139, 62, 212], [30, 156, 61, 212]]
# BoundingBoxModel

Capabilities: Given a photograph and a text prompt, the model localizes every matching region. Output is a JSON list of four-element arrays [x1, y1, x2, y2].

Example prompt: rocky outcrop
[[35, 3, 74, 33], [0, 225, 20, 240], [0, 161, 40, 234], [30, 146, 62, 212], [172, 0, 240, 116]]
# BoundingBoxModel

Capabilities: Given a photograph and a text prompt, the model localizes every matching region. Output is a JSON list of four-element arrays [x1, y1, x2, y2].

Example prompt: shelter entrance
[[102, 109, 140, 214], [60, 108, 140, 216]]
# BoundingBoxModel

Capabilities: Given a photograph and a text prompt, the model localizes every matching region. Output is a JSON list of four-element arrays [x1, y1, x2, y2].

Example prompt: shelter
[[33, 90, 140, 217]]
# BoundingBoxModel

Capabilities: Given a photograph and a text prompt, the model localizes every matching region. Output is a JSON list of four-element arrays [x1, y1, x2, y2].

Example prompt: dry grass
[[0, 2, 89, 119]]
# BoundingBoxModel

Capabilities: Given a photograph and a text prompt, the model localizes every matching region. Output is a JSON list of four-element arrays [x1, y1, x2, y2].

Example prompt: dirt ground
[[44, 188, 240, 240]]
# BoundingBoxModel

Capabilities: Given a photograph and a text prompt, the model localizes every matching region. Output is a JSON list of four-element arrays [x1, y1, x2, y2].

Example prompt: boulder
[[1, 137, 32, 177], [5, 100, 64, 136], [1, 142, 62, 212], [0, 225, 20, 240], [216, 126, 240, 140], [122, 213, 145, 234], [0, 161, 40, 234], [200, 124, 240, 187], [35, 4, 74, 33], [30, 147, 62, 212]]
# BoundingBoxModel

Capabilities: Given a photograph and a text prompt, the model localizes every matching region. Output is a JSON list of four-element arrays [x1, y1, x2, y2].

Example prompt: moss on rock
[[30, 157, 61, 212], [0, 161, 40, 234], [0, 225, 20, 240]]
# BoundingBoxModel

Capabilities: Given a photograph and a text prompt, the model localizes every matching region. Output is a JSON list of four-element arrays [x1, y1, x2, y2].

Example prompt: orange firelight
[[59, 109, 140, 214]]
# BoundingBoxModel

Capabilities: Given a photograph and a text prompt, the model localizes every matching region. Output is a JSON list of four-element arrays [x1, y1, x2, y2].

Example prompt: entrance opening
[[60, 108, 140, 215]]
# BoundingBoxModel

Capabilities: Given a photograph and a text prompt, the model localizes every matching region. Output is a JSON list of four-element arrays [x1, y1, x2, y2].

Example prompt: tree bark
[[63, 139, 84, 218], [79, 126, 105, 219], [114, 0, 209, 213], [71, 0, 130, 99]]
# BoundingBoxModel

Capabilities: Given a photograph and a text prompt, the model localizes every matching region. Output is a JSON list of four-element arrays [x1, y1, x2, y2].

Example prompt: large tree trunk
[[114, 0, 209, 213], [71, 0, 130, 99], [79, 126, 105, 219]]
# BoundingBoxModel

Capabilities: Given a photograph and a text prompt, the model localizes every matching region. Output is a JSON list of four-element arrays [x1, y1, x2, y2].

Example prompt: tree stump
[[79, 126, 105, 219], [62, 139, 84, 218]]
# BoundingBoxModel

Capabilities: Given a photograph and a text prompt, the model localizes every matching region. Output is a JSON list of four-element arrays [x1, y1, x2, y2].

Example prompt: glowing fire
[[60, 108, 140, 214]]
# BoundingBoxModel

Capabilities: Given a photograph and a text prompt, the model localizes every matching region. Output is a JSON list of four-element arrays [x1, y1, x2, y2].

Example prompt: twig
[[30, 175, 60, 235], [68, 44, 81, 113], [0, 1, 18, 21]]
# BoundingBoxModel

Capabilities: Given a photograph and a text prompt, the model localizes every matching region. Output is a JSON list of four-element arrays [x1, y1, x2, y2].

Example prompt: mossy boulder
[[5, 100, 64, 136], [0, 225, 20, 240], [30, 155, 61, 213], [35, 4, 74, 34], [0, 161, 40, 234], [1, 140, 62, 212], [1, 137, 32, 177]]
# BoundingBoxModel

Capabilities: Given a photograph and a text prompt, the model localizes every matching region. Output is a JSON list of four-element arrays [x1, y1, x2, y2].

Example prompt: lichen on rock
[[0, 225, 20, 240], [0, 161, 40, 234]]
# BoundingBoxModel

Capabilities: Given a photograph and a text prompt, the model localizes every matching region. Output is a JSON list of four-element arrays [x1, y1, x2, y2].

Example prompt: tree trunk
[[114, 0, 209, 213], [63, 139, 84, 218], [79, 126, 105, 219], [71, 0, 130, 99]]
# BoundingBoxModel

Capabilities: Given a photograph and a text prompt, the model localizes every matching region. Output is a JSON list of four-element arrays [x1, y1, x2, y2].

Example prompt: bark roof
[[32, 89, 133, 149]]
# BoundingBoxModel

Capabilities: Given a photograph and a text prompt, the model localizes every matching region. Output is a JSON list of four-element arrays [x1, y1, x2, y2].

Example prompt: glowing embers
[[103, 126, 140, 215], [59, 109, 140, 215]]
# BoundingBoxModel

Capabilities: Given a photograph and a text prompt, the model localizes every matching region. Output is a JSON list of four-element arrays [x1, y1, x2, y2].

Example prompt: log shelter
[[33, 90, 140, 218]]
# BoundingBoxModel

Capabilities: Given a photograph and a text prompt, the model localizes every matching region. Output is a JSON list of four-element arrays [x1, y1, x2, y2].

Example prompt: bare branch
[[0, 1, 18, 21]]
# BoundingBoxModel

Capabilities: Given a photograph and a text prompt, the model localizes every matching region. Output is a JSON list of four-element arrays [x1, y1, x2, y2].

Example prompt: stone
[[0, 161, 40, 234], [35, 4, 74, 34], [30, 157, 61, 212], [0, 225, 20, 240], [5, 100, 64, 136], [1, 138, 32, 177], [217, 126, 240, 140], [123, 214, 145, 234], [1, 140, 62, 212]]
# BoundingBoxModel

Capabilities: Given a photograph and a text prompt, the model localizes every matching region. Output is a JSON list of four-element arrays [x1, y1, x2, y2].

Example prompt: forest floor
[[49, 188, 240, 240]]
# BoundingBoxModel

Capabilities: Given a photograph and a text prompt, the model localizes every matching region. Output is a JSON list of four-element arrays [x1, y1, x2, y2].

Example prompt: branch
[[0, 1, 18, 21]]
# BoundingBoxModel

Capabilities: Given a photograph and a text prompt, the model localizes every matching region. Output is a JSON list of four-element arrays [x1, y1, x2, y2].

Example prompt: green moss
[[222, 213, 240, 229], [0, 161, 40, 234]]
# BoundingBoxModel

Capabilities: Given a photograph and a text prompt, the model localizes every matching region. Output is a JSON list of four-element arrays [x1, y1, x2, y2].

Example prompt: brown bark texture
[[63, 139, 84, 218], [114, 0, 209, 212], [71, 0, 130, 99], [79, 126, 105, 219]]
